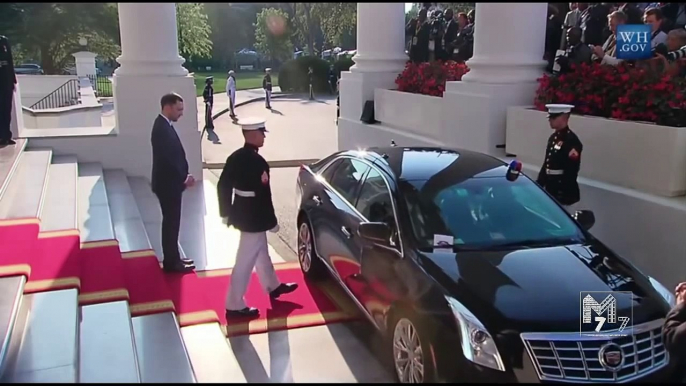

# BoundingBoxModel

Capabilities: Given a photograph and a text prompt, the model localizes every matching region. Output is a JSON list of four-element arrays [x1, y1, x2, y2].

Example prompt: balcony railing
[[29, 79, 80, 110], [87, 75, 113, 97]]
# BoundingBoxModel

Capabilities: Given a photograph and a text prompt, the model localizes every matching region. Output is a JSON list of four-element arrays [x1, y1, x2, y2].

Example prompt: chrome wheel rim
[[298, 222, 312, 272], [393, 318, 425, 383]]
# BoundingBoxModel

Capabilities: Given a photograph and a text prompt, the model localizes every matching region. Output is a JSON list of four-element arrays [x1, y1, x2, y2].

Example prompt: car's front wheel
[[391, 311, 438, 383], [297, 217, 326, 280]]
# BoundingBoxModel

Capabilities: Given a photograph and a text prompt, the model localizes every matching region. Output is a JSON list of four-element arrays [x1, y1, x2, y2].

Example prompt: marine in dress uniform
[[663, 281, 686, 382], [536, 104, 583, 211], [226, 70, 237, 119], [202, 77, 214, 131], [217, 117, 298, 318], [0, 36, 17, 146], [262, 68, 273, 109]]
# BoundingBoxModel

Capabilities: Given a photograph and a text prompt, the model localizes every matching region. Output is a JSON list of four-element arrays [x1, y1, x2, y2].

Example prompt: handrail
[[30, 79, 80, 110]]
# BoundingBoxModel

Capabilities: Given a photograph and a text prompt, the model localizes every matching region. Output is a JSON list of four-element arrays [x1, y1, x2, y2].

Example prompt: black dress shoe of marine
[[226, 307, 260, 318], [269, 283, 298, 299], [163, 261, 195, 273]]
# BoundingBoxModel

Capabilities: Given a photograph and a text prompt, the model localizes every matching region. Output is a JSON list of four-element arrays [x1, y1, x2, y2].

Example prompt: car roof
[[336, 146, 508, 183]]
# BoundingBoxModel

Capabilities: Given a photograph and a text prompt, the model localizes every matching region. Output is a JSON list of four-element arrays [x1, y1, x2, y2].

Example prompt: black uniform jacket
[[217, 144, 277, 233], [536, 127, 583, 206], [663, 301, 686, 381], [202, 84, 214, 106], [151, 114, 189, 194], [263, 75, 272, 92]]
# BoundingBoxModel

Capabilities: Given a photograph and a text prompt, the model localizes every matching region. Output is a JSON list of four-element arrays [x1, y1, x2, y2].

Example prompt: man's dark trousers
[[0, 87, 13, 141], [155, 189, 183, 265]]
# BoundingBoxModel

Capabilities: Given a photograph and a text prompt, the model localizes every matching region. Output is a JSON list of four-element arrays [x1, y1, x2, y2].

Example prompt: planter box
[[374, 89, 444, 140], [506, 106, 686, 197]]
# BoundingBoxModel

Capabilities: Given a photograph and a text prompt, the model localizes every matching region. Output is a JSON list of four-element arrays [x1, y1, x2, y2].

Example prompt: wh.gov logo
[[616, 24, 652, 60], [580, 291, 633, 337]]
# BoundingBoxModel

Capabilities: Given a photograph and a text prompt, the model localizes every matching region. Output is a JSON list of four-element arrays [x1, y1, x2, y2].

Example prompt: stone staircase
[[0, 139, 237, 383]]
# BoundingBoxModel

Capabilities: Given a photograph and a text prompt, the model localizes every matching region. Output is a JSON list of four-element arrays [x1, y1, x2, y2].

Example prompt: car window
[[328, 158, 369, 203], [356, 168, 399, 246], [401, 176, 584, 249], [320, 159, 343, 182]]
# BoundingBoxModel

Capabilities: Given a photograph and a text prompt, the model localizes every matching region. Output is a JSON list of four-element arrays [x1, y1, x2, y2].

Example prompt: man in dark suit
[[0, 35, 17, 146], [151, 93, 196, 273]]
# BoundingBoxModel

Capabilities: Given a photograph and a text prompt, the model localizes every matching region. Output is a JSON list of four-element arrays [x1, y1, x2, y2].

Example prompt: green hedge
[[277, 56, 334, 93], [333, 56, 354, 78]]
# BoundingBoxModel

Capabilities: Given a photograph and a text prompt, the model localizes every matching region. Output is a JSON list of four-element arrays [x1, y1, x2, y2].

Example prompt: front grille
[[521, 319, 669, 383]]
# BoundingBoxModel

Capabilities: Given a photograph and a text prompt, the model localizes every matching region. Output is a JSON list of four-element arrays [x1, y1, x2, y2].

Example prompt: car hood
[[418, 241, 670, 333]]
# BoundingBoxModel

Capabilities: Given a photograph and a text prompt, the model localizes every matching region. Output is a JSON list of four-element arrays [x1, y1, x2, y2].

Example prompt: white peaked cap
[[545, 104, 574, 114], [239, 117, 268, 132]]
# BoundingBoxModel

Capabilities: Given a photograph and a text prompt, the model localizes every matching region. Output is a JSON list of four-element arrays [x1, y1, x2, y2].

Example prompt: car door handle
[[312, 195, 322, 206], [341, 226, 352, 239]]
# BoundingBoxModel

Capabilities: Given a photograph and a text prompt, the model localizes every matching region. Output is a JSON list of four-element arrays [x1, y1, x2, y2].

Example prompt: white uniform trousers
[[225, 231, 281, 311]]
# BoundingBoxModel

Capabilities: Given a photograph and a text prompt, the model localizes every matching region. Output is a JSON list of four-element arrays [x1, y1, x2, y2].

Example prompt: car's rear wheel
[[391, 311, 438, 383], [297, 218, 326, 280]]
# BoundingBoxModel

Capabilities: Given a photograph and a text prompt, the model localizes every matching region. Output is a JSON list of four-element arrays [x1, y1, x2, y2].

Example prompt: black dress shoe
[[181, 258, 195, 266], [163, 262, 195, 273], [269, 283, 298, 299], [226, 307, 260, 318]]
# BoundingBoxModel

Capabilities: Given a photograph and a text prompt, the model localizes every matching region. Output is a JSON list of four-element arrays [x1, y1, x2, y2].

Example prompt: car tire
[[389, 309, 439, 383], [297, 216, 327, 281]]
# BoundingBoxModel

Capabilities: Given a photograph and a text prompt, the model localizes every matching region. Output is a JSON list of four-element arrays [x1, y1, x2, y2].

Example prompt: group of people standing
[[406, 3, 475, 63]]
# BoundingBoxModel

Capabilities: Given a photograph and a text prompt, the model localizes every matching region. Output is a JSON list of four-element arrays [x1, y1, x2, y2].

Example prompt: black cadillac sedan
[[294, 146, 678, 383]]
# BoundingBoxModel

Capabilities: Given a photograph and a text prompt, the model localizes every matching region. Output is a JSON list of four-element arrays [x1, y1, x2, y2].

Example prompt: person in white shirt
[[645, 7, 668, 48], [226, 70, 237, 119], [591, 10, 627, 66]]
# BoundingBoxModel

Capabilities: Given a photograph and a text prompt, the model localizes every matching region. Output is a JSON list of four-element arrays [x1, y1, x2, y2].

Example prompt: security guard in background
[[202, 76, 214, 132], [536, 104, 583, 211], [218, 117, 298, 318], [262, 68, 273, 109]]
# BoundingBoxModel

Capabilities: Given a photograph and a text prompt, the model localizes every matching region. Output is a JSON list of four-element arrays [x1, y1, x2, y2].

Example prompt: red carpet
[[78, 241, 129, 305], [0, 221, 40, 278]]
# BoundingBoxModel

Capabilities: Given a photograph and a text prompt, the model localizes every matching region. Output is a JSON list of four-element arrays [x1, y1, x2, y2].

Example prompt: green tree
[[177, 3, 213, 63], [254, 7, 293, 63], [311, 3, 356, 47], [0, 3, 120, 74]]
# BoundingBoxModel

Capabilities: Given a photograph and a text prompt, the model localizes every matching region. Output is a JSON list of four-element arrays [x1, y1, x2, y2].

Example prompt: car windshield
[[400, 175, 585, 250]]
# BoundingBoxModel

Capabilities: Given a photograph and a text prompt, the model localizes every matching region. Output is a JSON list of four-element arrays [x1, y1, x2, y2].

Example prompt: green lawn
[[193, 72, 279, 97]]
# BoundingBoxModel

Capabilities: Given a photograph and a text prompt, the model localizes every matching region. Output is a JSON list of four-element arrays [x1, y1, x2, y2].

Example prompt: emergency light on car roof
[[506, 160, 522, 182]]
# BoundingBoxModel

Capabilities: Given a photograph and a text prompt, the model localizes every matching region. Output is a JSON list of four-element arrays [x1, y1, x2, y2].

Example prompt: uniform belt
[[234, 189, 256, 198], [546, 169, 564, 175]]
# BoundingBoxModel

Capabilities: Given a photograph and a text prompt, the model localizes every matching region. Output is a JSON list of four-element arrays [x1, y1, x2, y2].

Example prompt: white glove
[[269, 224, 280, 233], [222, 217, 229, 225]]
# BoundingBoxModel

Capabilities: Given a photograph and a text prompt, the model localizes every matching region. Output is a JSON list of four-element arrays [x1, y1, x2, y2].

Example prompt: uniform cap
[[228, 70, 235, 75], [205, 76, 213, 82], [239, 117, 268, 132], [265, 68, 272, 72], [546, 104, 574, 117]]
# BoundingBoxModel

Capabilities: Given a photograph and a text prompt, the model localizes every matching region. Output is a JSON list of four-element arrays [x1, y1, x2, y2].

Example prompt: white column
[[462, 3, 548, 83], [338, 2, 408, 150], [441, 2, 549, 154], [115, 3, 187, 76], [112, 2, 201, 181], [72, 51, 98, 78], [351, 2, 407, 73]]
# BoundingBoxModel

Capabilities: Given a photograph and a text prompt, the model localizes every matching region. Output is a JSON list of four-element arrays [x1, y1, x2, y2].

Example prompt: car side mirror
[[573, 210, 595, 231], [358, 222, 392, 247]]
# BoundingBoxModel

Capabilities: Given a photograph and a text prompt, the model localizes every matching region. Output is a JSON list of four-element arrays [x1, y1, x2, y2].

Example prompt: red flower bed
[[395, 61, 470, 97], [534, 62, 686, 126]]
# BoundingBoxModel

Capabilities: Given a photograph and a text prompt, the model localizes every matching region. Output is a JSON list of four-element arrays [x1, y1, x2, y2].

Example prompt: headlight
[[648, 276, 676, 307], [445, 296, 505, 372]]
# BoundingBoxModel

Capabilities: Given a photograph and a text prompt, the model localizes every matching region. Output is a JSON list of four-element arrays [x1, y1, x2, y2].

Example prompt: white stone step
[[181, 323, 245, 383], [39, 155, 78, 233], [2, 289, 79, 383], [0, 148, 52, 221], [127, 176, 188, 262], [103, 170, 152, 253], [131, 312, 195, 383], [0, 276, 27, 380], [0, 139, 27, 204], [79, 301, 140, 383], [78, 162, 115, 242]]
